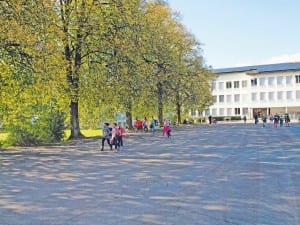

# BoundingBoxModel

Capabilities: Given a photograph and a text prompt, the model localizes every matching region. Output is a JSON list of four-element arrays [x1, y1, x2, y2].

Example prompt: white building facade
[[192, 62, 300, 120]]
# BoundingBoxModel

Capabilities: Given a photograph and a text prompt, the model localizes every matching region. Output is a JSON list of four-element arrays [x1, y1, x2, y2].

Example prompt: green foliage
[[229, 116, 242, 121], [213, 116, 242, 121], [0, 0, 213, 141], [197, 117, 206, 123], [47, 111, 66, 142], [5, 111, 65, 146]]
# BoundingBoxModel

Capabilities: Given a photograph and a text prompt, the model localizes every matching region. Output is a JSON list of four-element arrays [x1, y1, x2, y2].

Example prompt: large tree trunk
[[176, 92, 181, 124], [70, 101, 83, 139], [176, 103, 181, 124], [69, 11, 84, 139], [125, 99, 133, 129], [60, 0, 86, 139], [126, 111, 133, 130], [157, 82, 163, 126]]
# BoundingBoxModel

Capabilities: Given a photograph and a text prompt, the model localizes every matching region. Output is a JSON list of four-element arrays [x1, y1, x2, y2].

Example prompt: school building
[[191, 62, 300, 120]]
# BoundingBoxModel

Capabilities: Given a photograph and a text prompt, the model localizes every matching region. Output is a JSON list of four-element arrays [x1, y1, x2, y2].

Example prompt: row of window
[[191, 108, 247, 117], [214, 90, 300, 103], [212, 75, 300, 91], [200, 108, 249, 116]]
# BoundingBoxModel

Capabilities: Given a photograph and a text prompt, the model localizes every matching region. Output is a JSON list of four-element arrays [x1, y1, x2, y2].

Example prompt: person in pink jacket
[[163, 119, 171, 138]]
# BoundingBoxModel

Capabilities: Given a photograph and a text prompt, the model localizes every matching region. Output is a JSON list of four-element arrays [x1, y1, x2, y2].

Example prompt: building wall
[[192, 70, 300, 119]]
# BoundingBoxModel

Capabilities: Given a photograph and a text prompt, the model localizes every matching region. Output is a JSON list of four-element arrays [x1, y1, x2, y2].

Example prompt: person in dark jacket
[[101, 123, 112, 151]]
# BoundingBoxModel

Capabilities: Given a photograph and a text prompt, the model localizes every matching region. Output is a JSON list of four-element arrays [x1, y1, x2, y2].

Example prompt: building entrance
[[253, 108, 268, 117]]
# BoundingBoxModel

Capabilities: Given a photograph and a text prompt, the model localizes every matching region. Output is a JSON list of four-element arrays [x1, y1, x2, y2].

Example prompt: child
[[111, 123, 120, 151], [163, 119, 171, 138], [101, 123, 112, 151], [143, 117, 148, 132], [262, 115, 267, 127], [273, 114, 279, 128], [118, 124, 126, 150], [151, 117, 157, 134]]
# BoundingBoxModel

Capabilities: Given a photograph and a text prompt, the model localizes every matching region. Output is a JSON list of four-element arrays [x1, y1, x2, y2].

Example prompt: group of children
[[101, 118, 172, 152], [101, 123, 125, 152], [142, 117, 172, 137], [259, 113, 291, 128]]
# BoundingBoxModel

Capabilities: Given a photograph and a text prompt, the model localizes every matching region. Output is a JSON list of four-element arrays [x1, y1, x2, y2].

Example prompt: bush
[[214, 116, 225, 121], [6, 122, 38, 146], [197, 117, 206, 123], [211, 116, 242, 121], [230, 116, 242, 121], [6, 111, 65, 146]]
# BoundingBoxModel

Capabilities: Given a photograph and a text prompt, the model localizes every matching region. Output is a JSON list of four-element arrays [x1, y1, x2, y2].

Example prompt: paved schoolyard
[[0, 123, 299, 225]]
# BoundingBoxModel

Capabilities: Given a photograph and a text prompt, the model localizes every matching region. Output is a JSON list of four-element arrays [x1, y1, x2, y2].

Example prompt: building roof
[[214, 62, 300, 74]]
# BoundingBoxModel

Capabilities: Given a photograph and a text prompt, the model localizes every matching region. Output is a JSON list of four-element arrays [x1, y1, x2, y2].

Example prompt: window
[[226, 95, 232, 103], [226, 81, 232, 89], [296, 91, 300, 99], [260, 92, 266, 101], [219, 108, 225, 116], [286, 91, 292, 100], [218, 82, 224, 90], [268, 77, 275, 86], [234, 81, 239, 88], [277, 91, 283, 100], [251, 78, 257, 86], [242, 108, 248, 115], [211, 81, 216, 91], [242, 80, 247, 88], [251, 93, 257, 101], [205, 109, 210, 116], [234, 94, 240, 102], [227, 108, 232, 116], [219, 95, 224, 103], [213, 95, 217, 103], [268, 92, 274, 101], [191, 109, 196, 116], [242, 94, 247, 102], [296, 75, 300, 83], [234, 108, 240, 115], [259, 77, 266, 87], [277, 76, 283, 86], [212, 108, 217, 116], [286, 76, 292, 85]]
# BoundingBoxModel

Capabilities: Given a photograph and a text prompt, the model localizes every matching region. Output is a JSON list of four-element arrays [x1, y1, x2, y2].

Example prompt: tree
[[0, 0, 212, 145], [0, 0, 66, 126], [141, 1, 212, 125], [141, 2, 177, 124]]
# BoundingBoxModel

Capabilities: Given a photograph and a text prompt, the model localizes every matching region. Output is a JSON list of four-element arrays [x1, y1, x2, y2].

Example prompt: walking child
[[118, 124, 126, 150], [111, 123, 120, 151], [101, 123, 112, 151], [163, 119, 171, 138]]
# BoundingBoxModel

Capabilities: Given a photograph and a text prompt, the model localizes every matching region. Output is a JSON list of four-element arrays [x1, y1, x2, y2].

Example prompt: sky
[[167, 0, 300, 69]]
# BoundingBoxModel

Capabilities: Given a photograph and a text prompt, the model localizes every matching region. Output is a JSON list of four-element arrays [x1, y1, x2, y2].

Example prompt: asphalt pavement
[[0, 122, 299, 225]]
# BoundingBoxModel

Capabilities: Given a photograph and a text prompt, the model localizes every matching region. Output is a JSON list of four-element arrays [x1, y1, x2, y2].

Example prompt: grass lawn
[[0, 130, 103, 142], [64, 129, 103, 139]]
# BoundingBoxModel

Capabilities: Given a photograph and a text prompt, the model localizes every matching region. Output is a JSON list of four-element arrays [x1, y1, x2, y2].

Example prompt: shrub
[[197, 117, 206, 123], [6, 122, 38, 146], [214, 116, 225, 121], [6, 111, 65, 146], [230, 116, 242, 120], [211, 116, 242, 121]]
